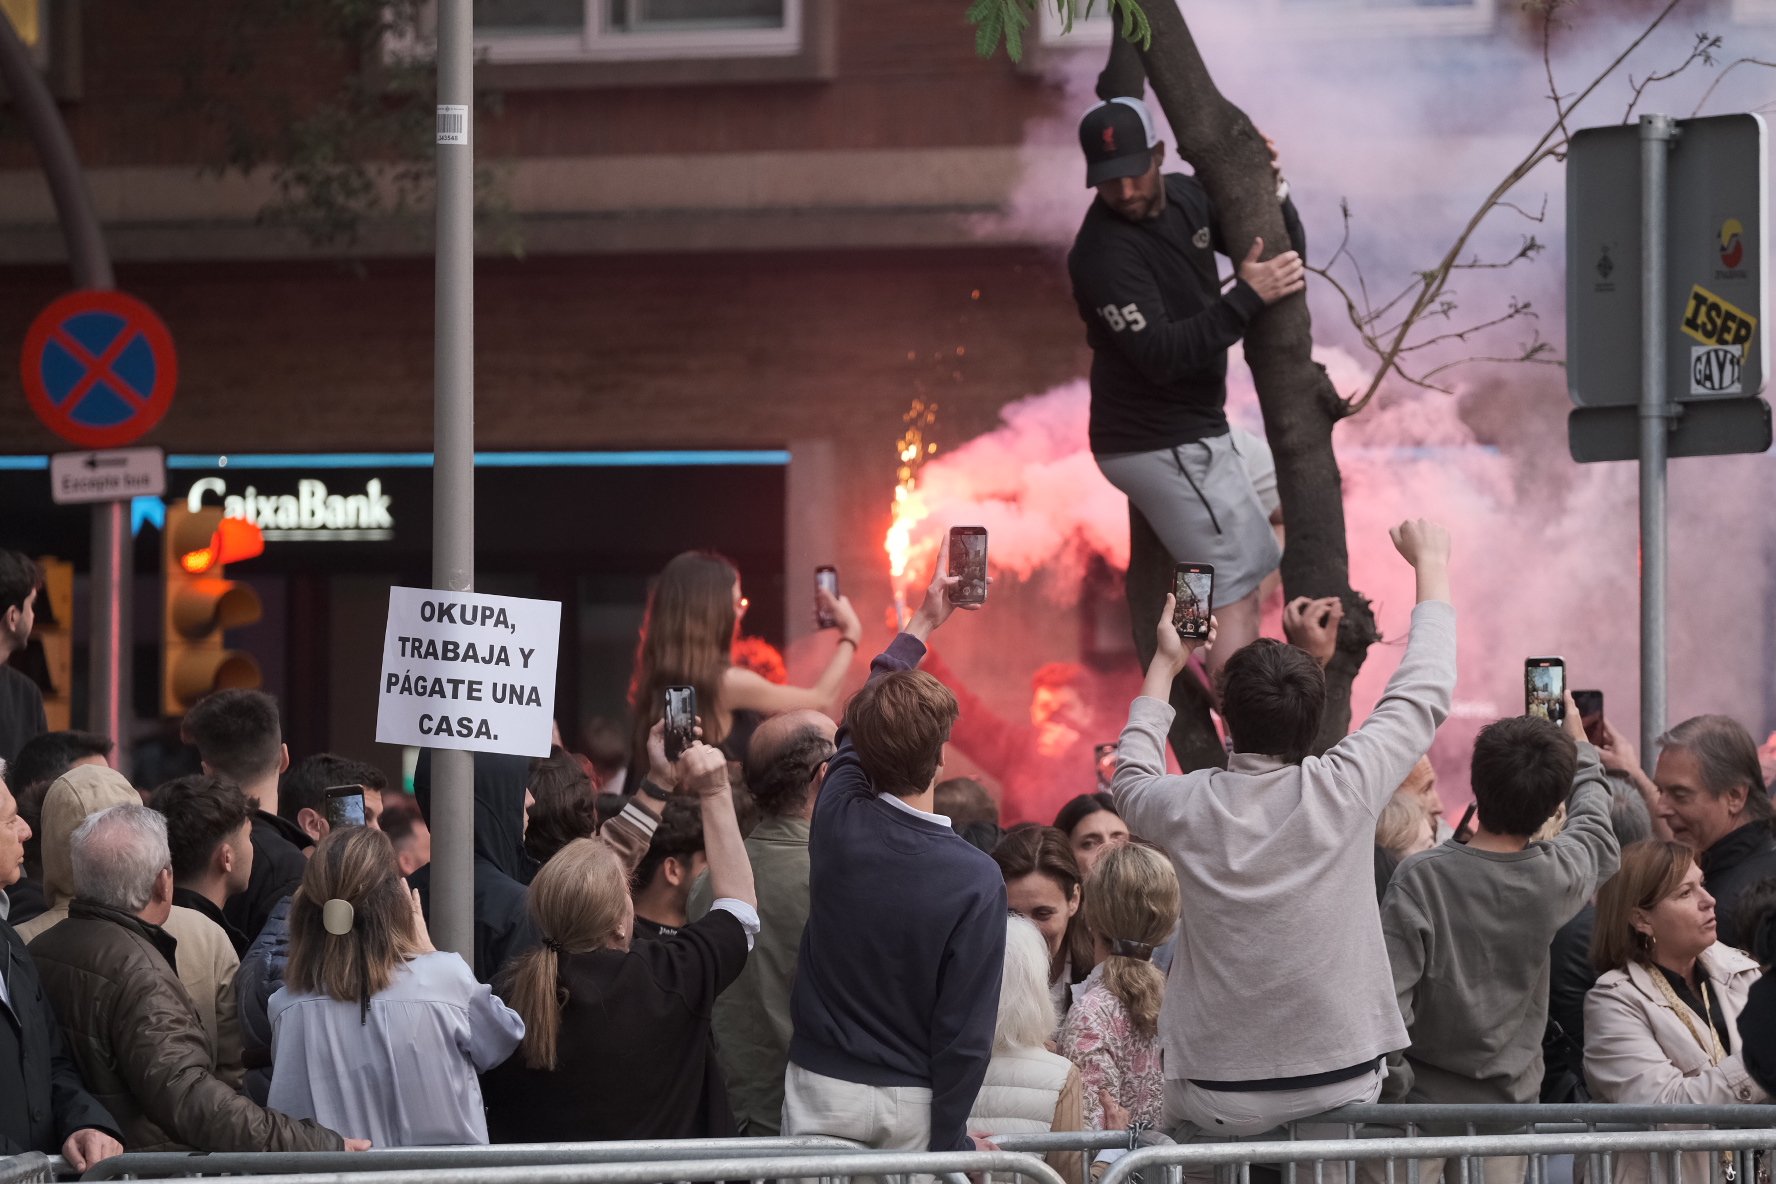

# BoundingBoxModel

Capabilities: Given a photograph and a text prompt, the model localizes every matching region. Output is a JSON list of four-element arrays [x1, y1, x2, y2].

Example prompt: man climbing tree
[[1068, 94, 1306, 685]]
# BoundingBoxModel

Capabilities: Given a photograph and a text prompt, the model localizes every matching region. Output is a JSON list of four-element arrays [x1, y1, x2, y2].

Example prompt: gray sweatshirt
[[1380, 747, 1621, 1103], [1115, 599, 1456, 1083]]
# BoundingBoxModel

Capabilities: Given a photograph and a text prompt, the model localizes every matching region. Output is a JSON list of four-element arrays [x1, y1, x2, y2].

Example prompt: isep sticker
[[1681, 284, 1757, 354]]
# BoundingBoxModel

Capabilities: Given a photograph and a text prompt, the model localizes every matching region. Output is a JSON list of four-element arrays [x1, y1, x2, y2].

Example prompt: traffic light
[[162, 505, 265, 714], [33, 557, 73, 731]]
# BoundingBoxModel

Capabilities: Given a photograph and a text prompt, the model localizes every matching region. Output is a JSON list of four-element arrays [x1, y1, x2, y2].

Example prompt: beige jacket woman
[[1583, 942, 1769, 1184]]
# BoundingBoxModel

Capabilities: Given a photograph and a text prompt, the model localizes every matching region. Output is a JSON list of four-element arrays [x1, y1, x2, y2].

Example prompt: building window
[[473, 0, 802, 61], [1036, 0, 1492, 46]]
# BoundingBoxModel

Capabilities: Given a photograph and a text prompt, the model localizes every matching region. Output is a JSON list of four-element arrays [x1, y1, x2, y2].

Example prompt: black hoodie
[[412, 750, 540, 983]]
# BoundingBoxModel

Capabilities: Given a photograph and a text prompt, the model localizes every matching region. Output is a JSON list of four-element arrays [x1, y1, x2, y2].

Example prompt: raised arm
[[1112, 604, 1215, 832], [680, 741, 756, 911], [1593, 719, 1674, 841], [817, 539, 977, 813], [1548, 696, 1623, 900], [722, 592, 862, 718], [1320, 520, 1455, 811]]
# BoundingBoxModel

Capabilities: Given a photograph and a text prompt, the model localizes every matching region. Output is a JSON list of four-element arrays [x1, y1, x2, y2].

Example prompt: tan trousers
[[782, 1062, 935, 1184]]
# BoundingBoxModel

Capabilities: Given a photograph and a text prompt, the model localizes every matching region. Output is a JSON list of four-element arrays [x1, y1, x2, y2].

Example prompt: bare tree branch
[[1690, 55, 1776, 116], [1341, 0, 1683, 416], [1624, 32, 1723, 122]]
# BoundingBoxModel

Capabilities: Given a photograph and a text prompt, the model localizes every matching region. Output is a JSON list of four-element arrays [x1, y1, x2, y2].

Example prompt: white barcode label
[[436, 105, 469, 146]]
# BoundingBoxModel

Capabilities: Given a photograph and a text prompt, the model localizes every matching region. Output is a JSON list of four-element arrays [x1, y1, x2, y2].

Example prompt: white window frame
[[473, 0, 803, 63], [1036, 0, 1494, 46]]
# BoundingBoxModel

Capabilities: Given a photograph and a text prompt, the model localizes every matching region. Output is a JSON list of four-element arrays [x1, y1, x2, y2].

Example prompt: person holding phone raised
[[783, 537, 1008, 1156], [1114, 519, 1454, 1140]]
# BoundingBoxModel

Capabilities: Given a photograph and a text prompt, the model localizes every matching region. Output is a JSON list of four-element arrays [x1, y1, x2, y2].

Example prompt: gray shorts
[[1096, 430, 1283, 605]]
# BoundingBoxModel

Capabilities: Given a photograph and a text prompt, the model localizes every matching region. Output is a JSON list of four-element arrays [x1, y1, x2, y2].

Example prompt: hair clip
[[1108, 938, 1154, 961], [322, 898, 356, 936]]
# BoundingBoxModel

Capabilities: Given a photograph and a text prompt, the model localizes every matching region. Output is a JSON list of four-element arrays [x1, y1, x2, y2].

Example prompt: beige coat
[[1583, 943, 1769, 1184], [15, 764, 244, 1087]]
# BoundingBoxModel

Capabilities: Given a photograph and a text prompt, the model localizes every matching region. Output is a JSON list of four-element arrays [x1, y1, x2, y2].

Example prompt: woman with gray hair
[[968, 915, 1085, 1184]]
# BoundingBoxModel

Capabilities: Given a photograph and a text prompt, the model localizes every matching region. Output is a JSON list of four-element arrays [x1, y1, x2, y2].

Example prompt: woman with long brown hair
[[627, 551, 861, 785], [268, 827, 524, 1146], [993, 825, 1094, 1024], [483, 741, 758, 1140]]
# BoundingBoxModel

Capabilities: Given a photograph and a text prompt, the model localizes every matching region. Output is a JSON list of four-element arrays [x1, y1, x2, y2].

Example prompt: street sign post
[[49, 446, 167, 505], [1566, 112, 1773, 772]]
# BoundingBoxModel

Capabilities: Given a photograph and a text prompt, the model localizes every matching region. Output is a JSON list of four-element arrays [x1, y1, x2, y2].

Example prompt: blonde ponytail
[[1084, 844, 1179, 1040], [497, 838, 630, 1071]]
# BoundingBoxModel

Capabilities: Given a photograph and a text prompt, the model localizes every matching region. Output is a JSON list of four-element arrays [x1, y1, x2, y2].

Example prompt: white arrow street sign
[[49, 446, 167, 505]]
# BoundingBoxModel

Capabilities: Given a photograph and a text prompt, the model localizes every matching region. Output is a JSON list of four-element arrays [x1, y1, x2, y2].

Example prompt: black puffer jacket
[[27, 900, 341, 1152], [413, 751, 540, 983]]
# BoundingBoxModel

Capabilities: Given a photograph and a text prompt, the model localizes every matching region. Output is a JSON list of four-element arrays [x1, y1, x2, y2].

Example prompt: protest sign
[[376, 587, 561, 758]]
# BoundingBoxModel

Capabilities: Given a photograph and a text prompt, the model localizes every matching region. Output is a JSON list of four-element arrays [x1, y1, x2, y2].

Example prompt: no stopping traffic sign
[[20, 289, 177, 448]]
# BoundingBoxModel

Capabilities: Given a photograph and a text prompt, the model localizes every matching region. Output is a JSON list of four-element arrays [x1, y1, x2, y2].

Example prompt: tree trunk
[[1102, 0, 1377, 761]]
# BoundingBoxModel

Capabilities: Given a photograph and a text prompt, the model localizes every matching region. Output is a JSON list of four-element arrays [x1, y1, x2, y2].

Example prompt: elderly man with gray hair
[[1598, 713, 1776, 949], [27, 805, 362, 1152]]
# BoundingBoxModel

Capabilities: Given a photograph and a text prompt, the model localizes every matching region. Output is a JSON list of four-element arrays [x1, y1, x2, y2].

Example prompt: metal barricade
[[81, 1137, 868, 1180], [1095, 1127, 1776, 1184], [0, 1155, 54, 1184], [993, 1125, 1170, 1184], [77, 1150, 1066, 1184], [1305, 1105, 1776, 1136]]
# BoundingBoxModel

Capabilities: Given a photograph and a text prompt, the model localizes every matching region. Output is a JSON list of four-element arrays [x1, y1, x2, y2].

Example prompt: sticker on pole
[[376, 587, 560, 758], [20, 290, 178, 449], [1692, 344, 1744, 395], [437, 104, 468, 146]]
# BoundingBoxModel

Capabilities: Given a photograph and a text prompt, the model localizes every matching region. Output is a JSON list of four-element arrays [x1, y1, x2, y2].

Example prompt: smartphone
[[1094, 742, 1118, 790], [1172, 563, 1215, 641], [1573, 689, 1604, 743], [1453, 803, 1478, 845], [814, 566, 840, 630], [1525, 657, 1567, 725], [324, 785, 366, 829], [664, 685, 697, 761], [947, 526, 988, 607]]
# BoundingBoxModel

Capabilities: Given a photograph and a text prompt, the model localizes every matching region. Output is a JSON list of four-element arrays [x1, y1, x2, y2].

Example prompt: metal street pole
[[1638, 114, 1677, 773], [0, 13, 129, 774], [430, 0, 476, 960]]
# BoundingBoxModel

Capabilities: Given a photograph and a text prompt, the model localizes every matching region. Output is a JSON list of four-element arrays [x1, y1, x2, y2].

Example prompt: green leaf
[[966, 0, 1034, 61]]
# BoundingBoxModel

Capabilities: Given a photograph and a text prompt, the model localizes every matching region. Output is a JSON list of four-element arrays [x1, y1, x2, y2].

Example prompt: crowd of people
[[4, 517, 1776, 1176]]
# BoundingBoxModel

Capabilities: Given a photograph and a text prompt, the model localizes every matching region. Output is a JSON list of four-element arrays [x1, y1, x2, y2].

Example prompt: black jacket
[[222, 812, 308, 947], [482, 909, 749, 1142], [1068, 173, 1306, 454], [1541, 903, 1597, 1102], [1701, 821, 1776, 950], [413, 751, 539, 983], [0, 915, 118, 1156]]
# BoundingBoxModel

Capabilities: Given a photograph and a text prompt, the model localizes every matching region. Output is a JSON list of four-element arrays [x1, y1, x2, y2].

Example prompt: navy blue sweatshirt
[[788, 632, 1007, 1152]]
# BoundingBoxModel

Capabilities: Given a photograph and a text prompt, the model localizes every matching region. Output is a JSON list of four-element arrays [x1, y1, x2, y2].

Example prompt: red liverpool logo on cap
[[1102, 126, 1116, 152]]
